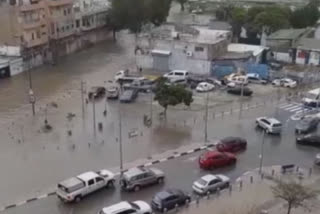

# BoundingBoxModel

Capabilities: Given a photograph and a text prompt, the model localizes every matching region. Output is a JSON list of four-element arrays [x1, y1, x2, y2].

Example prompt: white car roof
[[77, 171, 99, 181], [102, 201, 132, 214], [201, 174, 217, 182]]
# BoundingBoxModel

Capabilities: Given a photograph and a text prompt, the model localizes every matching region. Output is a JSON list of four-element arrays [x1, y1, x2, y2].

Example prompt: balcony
[[47, 0, 73, 7], [22, 19, 46, 30], [25, 36, 48, 48], [20, 2, 44, 11]]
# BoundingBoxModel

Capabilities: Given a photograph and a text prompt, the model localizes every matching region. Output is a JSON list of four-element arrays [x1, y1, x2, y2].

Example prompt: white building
[[296, 38, 320, 66], [136, 24, 231, 75]]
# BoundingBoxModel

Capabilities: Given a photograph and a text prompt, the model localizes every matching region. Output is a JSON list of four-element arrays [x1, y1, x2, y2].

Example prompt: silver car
[[256, 117, 282, 134], [121, 167, 165, 191], [192, 174, 230, 195]]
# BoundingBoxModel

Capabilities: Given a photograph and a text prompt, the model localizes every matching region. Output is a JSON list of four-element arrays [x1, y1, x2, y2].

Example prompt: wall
[[273, 52, 292, 63], [0, 5, 20, 46], [9, 57, 23, 76], [296, 49, 320, 66], [0, 45, 21, 56]]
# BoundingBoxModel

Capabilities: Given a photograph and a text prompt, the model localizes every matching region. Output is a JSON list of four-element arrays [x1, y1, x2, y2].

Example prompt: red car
[[216, 137, 247, 153], [199, 151, 236, 170]]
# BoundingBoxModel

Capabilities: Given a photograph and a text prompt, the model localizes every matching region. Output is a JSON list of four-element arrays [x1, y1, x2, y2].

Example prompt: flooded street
[[0, 32, 201, 205]]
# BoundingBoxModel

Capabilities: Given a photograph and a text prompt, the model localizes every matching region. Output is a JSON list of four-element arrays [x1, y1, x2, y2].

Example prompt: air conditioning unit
[[186, 51, 193, 57], [172, 31, 179, 39]]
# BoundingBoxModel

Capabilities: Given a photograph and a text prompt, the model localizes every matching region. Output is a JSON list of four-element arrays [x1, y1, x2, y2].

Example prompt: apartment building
[[0, 0, 111, 76]]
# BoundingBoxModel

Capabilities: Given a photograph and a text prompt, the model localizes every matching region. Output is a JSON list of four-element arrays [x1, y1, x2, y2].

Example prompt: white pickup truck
[[56, 170, 115, 202]]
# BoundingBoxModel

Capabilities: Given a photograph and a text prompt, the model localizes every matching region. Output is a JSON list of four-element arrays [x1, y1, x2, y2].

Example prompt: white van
[[303, 88, 320, 107], [163, 70, 189, 82]]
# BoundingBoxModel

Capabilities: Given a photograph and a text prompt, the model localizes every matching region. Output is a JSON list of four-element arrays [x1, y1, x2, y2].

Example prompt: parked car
[[56, 170, 115, 202], [226, 73, 248, 86], [123, 79, 154, 93], [114, 69, 145, 84], [120, 167, 165, 192], [296, 134, 320, 147], [196, 82, 215, 92], [295, 117, 319, 134], [151, 189, 190, 212], [314, 153, 320, 166], [227, 87, 253, 96], [216, 137, 247, 153], [187, 76, 221, 89], [256, 117, 282, 134], [88, 86, 106, 99], [166, 79, 188, 88], [98, 201, 151, 214], [119, 89, 139, 103], [272, 78, 297, 88], [269, 61, 283, 71], [246, 73, 267, 84], [106, 85, 119, 99], [192, 174, 230, 195], [199, 151, 236, 170], [163, 70, 189, 82]]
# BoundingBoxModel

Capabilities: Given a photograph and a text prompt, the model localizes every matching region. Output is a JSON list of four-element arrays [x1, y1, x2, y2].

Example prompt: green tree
[[290, 0, 320, 28], [175, 0, 188, 11], [154, 77, 193, 118], [272, 180, 318, 214], [252, 6, 290, 35], [108, 0, 172, 37]]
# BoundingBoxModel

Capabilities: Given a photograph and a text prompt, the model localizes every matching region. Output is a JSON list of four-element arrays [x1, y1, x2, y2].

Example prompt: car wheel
[[185, 198, 190, 204], [133, 185, 141, 192], [107, 180, 115, 188], [74, 196, 81, 203], [265, 129, 269, 134], [157, 177, 164, 184], [224, 182, 230, 188]]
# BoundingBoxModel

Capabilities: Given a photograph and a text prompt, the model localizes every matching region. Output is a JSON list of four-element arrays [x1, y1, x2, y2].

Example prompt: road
[[3, 100, 320, 214]]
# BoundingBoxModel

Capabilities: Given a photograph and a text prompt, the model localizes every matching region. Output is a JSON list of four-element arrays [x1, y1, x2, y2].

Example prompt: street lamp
[[118, 107, 124, 178], [92, 94, 97, 137], [29, 89, 36, 116], [259, 130, 266, 174], [204, 91, 209, 143]]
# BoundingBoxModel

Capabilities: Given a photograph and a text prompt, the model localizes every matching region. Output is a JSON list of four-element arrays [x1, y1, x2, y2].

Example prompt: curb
[[0, 143, 216, 212]]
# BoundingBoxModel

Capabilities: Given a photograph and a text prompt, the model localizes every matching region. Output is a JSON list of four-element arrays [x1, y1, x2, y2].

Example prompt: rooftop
[[267, 28, 308, 40], [298, 38, 320, 50], [227, 43, 266, 57], [138, 24, 230, 45]]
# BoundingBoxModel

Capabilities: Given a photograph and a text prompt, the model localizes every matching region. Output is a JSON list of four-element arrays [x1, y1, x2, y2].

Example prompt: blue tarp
[[211, 62, 236, 79], [244, 63, 269, 79]]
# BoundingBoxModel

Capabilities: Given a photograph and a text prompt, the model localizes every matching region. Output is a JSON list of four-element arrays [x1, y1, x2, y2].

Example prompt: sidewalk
[[179, 165, 320, 214]]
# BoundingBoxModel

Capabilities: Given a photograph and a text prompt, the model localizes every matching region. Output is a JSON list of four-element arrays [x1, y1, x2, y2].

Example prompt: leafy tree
[[108, 0, 172, 38], [271, 180, 318, 214], [154, 77, 193, 118], [290, 0, 320, 28], [175, 0, 187, 11], [252, 6, 290, 35]]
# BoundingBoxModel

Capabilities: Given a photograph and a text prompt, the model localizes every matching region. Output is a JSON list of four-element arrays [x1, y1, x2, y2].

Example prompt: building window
[[71, 23, 74, 28], [57, 28, 59, 33], [61, 26, 64, 32], [31, 32, 34, 40], [68, 8, 71, 14], [76, 20, 80, 28], [36, 31, 40, 39], [64, 9, 67, 16], [195, 46, 204, 52]]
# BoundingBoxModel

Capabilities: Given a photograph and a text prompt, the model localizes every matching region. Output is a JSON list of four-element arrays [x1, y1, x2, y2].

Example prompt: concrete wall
[[296, 49, 320, 66], [10, 57, 23, 76]]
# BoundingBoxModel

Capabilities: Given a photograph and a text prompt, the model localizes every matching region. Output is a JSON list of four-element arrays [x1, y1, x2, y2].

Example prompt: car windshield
[[196, 178, 208, 186]]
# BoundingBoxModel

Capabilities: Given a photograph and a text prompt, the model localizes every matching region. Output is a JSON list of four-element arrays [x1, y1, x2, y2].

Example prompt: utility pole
[[92, 95, 96, 137], [259, 130, 266, 174], [81, 80, 85, 118], [204, 92, 209, 143], [239, 81, 244, 119], [118, 107, 124, 177]]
